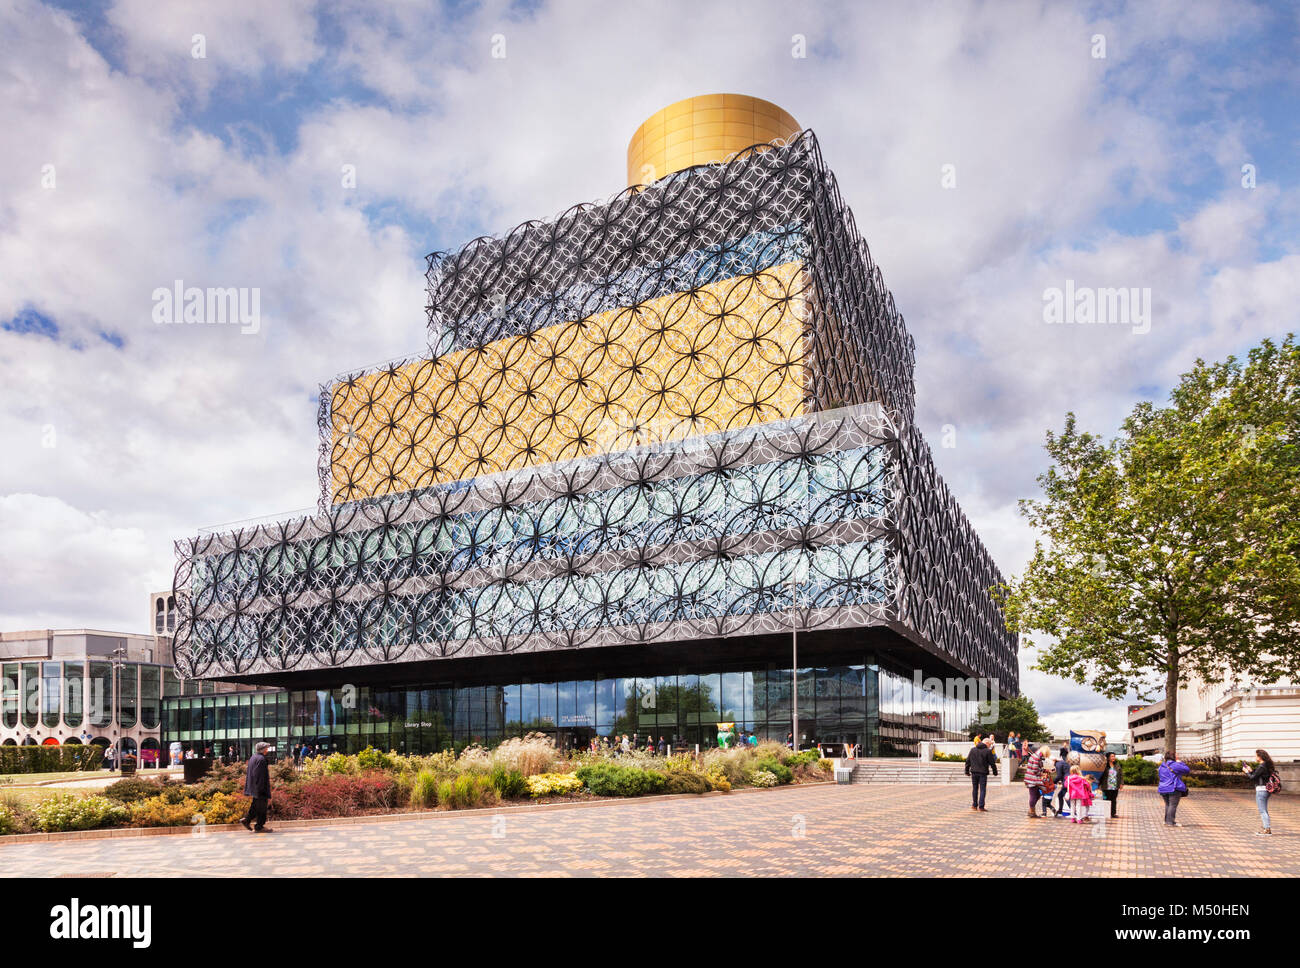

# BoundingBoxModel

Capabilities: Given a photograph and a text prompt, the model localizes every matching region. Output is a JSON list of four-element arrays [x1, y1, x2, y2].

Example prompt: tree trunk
[[1164, 651, 1179, 759]]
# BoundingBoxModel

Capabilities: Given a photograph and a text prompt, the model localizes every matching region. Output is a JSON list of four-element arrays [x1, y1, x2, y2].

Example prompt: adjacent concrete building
[[2, 596, 265, 764]]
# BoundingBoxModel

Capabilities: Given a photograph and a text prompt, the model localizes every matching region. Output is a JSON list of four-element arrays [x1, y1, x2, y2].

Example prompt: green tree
[[965, 694, 1050, 742], [994, 336, 1300, 756]]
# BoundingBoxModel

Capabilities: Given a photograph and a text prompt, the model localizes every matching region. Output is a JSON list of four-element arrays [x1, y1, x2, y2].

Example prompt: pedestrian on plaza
[[658, 736, 667, 756], [1003, 732, 1014, 758], [1065, 765, 1094, 823], [1157, 751, 1191, 827], [1243, 749, 1280, 835], [1039, 763, 1058, 817], [964, 733, 998, 812], [240, 741, 273, 833], [1097, 752, 1123, 819], [1023, 744, 1049, 819], [786, 732, 794, 750], [104, 745, 116, 772], [620, 733, 630, 755], [1053, 747, 1069, 816]]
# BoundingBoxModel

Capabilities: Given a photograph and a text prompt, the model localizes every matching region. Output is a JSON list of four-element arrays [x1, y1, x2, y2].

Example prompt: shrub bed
[[31, 794, 128, 832], [104, 776, 171, 803], [525, 773, 584, 798], [575, 762, 666, 797], [0, 737, 832, 835], [435, 774, 498, 810], [752, 757, 793, 785], [271, 772, 404, 820], [1121, 756, 1158, 785]]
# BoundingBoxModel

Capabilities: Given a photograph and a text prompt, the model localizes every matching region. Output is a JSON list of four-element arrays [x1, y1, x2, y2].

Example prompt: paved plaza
[[1, 783, 1295, 877]]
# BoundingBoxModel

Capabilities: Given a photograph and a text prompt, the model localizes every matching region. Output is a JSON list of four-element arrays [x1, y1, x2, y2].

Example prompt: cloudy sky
[[2, 0, 1297, 737]]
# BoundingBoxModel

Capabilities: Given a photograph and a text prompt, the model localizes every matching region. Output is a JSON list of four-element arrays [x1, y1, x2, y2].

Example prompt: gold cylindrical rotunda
[[627, 94, 801, 187]]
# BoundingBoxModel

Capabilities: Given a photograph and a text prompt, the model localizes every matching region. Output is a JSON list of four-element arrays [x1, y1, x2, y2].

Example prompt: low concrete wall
[[1274, 762, 1300, 794]]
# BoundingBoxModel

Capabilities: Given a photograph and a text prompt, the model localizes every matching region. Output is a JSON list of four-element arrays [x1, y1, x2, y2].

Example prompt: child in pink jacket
[[1066, 766, 1095, 823]]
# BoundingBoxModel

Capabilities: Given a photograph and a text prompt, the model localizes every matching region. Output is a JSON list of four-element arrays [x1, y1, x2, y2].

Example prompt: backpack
[[1266, 772, 1283, 794]]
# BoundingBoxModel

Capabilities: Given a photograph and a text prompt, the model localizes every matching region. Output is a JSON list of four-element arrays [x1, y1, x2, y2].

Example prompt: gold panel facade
[[627, 94, 801, 186], [330, 262, 809, 502]]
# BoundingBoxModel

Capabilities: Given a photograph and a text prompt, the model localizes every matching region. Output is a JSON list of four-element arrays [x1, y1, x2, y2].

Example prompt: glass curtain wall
[[118, 664, 138, 729], [64, 661, 84, 729], [88, 661, 112, 728], [21, 663, 39, 728], [40, 663, 61, 728], [160, 656, 986, 759], [1, 663, 17, 729]]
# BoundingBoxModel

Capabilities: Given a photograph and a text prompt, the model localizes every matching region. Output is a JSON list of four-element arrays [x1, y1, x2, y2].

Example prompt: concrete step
[[848, 759, 970, 784]]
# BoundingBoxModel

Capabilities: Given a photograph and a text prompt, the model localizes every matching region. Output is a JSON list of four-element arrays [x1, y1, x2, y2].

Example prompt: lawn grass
[[0, 769, 109, 784], [0, 786, 68, 808]]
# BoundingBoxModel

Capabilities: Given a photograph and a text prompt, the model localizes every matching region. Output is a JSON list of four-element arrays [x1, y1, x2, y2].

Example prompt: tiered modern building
[[168, 95, 1019, 757]]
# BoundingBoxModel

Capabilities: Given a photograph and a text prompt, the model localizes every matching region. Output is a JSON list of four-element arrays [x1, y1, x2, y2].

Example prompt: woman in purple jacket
[[1157, 752, 1191, 827]]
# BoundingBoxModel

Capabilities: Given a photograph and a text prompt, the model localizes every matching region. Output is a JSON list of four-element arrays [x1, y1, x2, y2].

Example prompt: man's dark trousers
[[970, 773, 988, 808], [244, 797, 269, 830]]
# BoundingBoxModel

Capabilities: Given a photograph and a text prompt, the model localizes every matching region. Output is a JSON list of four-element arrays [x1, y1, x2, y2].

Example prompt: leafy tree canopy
[[993, 336, 1300, 755], [964, 694, 1051, 742]]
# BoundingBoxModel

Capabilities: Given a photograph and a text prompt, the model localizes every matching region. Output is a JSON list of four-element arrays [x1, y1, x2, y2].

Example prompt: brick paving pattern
[[1, 784, 1295, 877]]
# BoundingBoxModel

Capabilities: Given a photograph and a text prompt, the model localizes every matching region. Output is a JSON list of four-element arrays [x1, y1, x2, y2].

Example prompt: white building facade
[[1175, 672, 1300, 762]]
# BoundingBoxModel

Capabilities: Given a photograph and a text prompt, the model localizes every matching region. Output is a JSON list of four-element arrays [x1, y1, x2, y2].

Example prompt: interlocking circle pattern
[[173, 132, 1017, 693]]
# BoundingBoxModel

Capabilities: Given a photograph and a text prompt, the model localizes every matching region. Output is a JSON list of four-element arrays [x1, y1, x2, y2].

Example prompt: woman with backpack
[[1243, 749, 1280, 835], [1157, 752, 1191, 827]]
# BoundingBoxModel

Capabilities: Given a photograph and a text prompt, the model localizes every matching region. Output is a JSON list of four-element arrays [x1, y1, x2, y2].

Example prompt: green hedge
[[0, 744, 104, 774], [1119, 756, 1159, 785], [753, 757, 794, 784], [575, 762, 666, 797]]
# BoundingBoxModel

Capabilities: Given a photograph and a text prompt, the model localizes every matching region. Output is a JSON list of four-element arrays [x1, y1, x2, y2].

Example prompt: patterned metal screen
[[174, 131, 1016, 692]]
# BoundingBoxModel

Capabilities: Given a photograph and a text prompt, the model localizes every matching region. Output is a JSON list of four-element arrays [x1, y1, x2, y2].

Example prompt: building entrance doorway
[[557, 727, 593, 753]]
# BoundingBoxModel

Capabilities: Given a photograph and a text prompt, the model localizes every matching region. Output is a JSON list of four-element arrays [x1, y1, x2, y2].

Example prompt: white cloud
[[105, 0, 322, 99]]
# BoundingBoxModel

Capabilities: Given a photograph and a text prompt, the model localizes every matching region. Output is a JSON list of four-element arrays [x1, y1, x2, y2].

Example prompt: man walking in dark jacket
[[241, 741, 272, 833], [1054, 747, 1069, 816], [964, 736, 998, 811]]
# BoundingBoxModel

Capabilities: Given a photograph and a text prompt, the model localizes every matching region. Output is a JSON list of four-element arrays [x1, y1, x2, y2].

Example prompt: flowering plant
[[32, 794, 128, 832], [524, 773, 584, 797]]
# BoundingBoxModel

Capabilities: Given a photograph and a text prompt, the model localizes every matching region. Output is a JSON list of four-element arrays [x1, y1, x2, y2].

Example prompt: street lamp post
[[110, 646, 125, 768], [792, 622, 798, 752], [786, 575, 800, 751]]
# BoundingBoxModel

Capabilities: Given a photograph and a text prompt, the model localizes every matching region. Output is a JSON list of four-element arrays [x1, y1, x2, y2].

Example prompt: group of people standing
[[1019, 744, 1123, 822], [601, 734, 671, 756], [966, 736, 1281, 833], [292, 743, 329, 765]]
